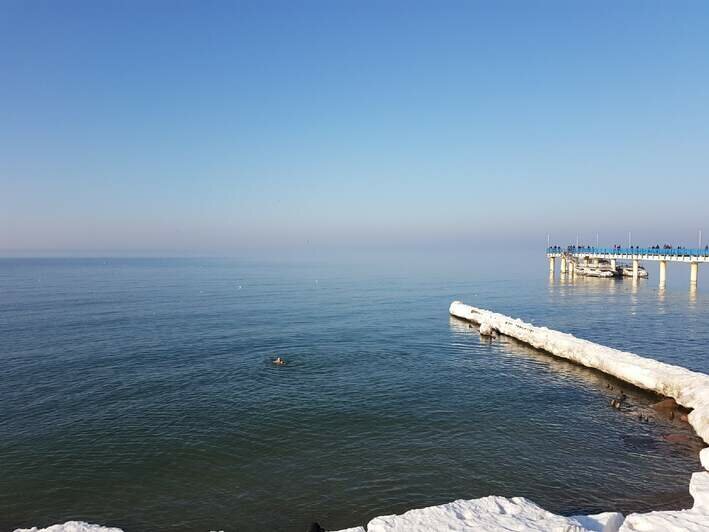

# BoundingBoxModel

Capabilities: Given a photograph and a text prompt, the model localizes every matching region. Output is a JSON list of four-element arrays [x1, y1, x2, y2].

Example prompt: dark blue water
[[1, 258, 707, 531]]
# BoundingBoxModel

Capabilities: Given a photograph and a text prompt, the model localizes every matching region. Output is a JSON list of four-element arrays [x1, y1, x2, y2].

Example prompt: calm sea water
[[1, 257, 708, 531]]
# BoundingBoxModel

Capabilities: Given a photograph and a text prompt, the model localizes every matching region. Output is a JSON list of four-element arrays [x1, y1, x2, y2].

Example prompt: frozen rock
[[619, 510, 709, 531], [479, 322, 495, 336], [366, 495, 608, 531], [652, 398, 678, 411], [571, 512, 625, 532], [449, 301, 709, 445], [690, 471, 709, 511], [14, 523, 123, 532]]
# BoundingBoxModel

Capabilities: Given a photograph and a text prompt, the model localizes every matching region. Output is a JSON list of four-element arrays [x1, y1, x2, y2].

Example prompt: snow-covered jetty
[[449, 300, 709, 444]]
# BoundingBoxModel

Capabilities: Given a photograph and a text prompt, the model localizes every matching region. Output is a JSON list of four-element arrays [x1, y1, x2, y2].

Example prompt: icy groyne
[[327, 301, 709, 531], [449, 300, 709, 444]]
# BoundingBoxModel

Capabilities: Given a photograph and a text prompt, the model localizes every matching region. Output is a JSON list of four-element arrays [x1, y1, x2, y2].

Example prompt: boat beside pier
[[547, 246, 709, 287]]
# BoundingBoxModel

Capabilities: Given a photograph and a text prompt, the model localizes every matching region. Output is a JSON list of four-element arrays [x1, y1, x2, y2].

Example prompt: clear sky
[[1, 1, 708, 256]]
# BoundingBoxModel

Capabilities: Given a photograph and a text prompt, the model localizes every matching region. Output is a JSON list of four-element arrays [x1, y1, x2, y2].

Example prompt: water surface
[[1, 257, 707, 531]]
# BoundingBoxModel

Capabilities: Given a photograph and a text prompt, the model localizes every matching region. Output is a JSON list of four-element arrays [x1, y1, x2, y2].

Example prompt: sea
[[1, 254, 708, 531]]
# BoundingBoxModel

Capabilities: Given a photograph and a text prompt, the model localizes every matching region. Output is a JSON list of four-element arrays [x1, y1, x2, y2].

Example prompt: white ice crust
[[572, 512, 627, 532], [364, 496, 621, 531], [14, 523, 123, 532], [449, 301, 709, 444], [449, 300, 709, 532], [701, 447, 709, 471]]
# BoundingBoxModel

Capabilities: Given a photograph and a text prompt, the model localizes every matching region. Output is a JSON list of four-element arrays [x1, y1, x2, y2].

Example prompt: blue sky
[[1, 1, 708, 255]]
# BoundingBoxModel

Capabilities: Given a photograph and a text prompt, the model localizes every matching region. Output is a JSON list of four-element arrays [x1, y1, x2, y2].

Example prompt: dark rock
[[652, 398, 678, 411], [307, 523, 325, 532]]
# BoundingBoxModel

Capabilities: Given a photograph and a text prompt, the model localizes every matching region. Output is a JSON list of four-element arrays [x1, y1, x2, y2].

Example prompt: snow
[[479, 321, 495, 336], [619, 511, 709, 531], [449, 300, 709, 445], [689, 471, 709, 511], [571, 512, 626, 532], [449, 300, 709, 532], [701, 447, 709, 471], [14, 522, 123, 532], [364, 496, 622, 531]]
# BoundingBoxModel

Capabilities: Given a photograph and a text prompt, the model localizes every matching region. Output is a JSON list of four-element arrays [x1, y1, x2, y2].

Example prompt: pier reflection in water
[[2, 257, 707, 531]]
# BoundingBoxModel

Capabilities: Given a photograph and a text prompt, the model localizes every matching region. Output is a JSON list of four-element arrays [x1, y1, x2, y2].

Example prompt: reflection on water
[[549, 267, 704, 321], [450, 315, 701, 450], [449, 313, 703, 512], [1, 258, 707, 531]]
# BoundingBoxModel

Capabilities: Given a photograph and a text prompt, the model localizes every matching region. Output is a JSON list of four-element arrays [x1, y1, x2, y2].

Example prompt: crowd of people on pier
[[547, 244, 709, 253]]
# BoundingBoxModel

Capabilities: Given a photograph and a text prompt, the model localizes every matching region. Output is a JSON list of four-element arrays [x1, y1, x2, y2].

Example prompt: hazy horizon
[[2, 1, 708, 256]]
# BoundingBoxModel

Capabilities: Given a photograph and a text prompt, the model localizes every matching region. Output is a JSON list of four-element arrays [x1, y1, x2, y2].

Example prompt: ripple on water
[[0, 258, 707, 531]]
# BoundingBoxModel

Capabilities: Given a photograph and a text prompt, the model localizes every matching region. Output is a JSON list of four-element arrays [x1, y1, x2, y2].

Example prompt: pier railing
[[546, 246, 709, 258]]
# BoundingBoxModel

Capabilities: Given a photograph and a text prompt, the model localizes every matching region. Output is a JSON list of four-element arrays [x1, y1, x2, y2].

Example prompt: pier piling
[[546, 245, 707, 287]]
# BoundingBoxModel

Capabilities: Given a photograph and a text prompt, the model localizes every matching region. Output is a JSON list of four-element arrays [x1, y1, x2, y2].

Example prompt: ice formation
[[330, 498, 624, 532], [447, 300, 709, 532], [365, 496, 621, 531], [14, 522, 123, 532], [449, 301, 709, 444]]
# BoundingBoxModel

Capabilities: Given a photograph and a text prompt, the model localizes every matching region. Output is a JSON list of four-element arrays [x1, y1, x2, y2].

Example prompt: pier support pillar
[[659, 260, 667, 287], [610, 259, 616, 270], [560, 257, 567, 274], [569, 260, 576, 276], [549, 256, 555, 274], [690, 262, 699, 286], [632, 259, 639, 280]]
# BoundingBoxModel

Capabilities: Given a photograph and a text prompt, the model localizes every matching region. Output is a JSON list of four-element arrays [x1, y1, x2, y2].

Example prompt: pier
[[546, 246, 709, 286]]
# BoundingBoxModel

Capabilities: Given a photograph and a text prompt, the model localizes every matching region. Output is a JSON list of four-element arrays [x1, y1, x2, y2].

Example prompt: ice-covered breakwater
[[449, 300, 709, 444], [324, 302, 709, 531]]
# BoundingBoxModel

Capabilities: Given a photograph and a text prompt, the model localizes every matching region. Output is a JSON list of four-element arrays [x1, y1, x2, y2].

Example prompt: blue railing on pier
[[546, 246, 709, 257]]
